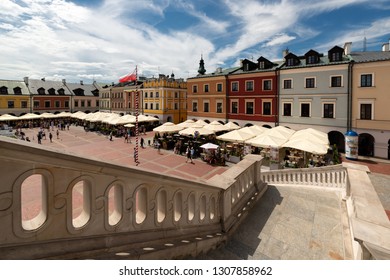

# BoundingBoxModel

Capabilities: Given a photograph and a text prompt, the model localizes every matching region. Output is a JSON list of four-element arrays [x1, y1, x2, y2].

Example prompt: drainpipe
[[225, 74, 229, 123], [275, 68, 280, 127], [347, 60, 354, 131]]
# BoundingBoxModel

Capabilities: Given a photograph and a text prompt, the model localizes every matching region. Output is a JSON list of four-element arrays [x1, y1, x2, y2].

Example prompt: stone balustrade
[[261, 165, 348, 191], [0, 137, 265, 259]]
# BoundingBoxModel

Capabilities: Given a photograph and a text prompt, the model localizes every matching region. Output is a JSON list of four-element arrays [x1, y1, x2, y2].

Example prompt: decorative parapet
[[261, 164, 348, 191], [0, 137, 266, 259]]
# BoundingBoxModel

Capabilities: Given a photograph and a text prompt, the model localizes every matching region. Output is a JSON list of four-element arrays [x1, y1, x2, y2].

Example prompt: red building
[[227, 57, 281, 127]]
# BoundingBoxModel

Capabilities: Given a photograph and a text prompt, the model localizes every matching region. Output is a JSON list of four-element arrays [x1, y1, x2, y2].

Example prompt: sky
[[1, 0, 390, 84]]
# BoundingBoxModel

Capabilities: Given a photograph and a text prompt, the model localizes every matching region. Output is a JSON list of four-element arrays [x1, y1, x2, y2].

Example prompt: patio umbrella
[[217, 129, 255, 143], [238, 125, 268, 136], [223, 121, 240, 131], [282, 138, 329, 155], [290, 128, 329, 145], [124, 123, 135, 128], [56, 111, 72, 117], [0, 114, 18, 121], [153, 122, 182, 133], [178, 126, 214, 136], [247, 134, 287, 148], [71, 111, 88, 120], [200, 143, 219, 149], [18, 113, 41, 120], [39, 112, 57, 119], [115, 114, 136, 125], [204, 121, 226, 132], [194, 119, 208, 126], [177, 119, 195, 128], [262, 126, 294, 140]]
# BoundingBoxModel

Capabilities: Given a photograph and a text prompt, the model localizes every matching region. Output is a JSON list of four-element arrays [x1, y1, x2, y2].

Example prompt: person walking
[[49, 132, 53, 143], [140, 137, 145, 148], [186, 146, 193, 163]]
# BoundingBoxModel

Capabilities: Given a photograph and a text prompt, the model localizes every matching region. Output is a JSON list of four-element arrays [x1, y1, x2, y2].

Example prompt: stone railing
[[0, 137, 265, 259], [260, 164, 348, 192], [344, 166, 390, 260]]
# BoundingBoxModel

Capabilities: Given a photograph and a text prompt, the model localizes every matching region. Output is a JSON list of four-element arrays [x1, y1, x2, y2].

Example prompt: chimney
[[80, 80, 83, 85], [23, 77, 29, 86], [382, 42, 389, 52], [344, 42, 352, 55], [282, 48, 289, 60], [62, 79, 66, 85]]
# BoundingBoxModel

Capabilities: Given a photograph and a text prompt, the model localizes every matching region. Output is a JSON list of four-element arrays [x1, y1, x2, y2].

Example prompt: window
[[55, 101, 60, 108], [331, 76, 342, 87], [14, 87, 22, 95], [331, 52, 341, 62], [87, 100, 91, 107], [155, 103, 159, 110], [246, 101, 254, 115], [144, 92, 148, 98], [263, 80, 272, 90], [65, 101, 69, 108], [283, 79, 292, 89], [45, 101, 50, 108], [300, 103, 310, 117], [361, 74, 373, 87], [38, 88, 45, 95], [150, 92, 153, 98], [203, 102, 209, 112], [259, 61, 265, 69], [360, 104, 372, 120], [34, 101, 40, 108], [283, 103, 292, 116], [246, 81, 254, 91], [263, 102, 271, 115], [192, 102, 198, 112], [216, 102, 223, 113], [192, 85, 197, 93], [81, 100, 85, 107], [48, 88, 56, 95], [307, 55, 317, 64], [156, 92, 159, 98], [21, 101, 28, 108], [74, 101, 79, 107], [8, 101, 14, 108], [175, 92, 178, 98], [204, 84, 209, 92], [174, 103, 178, 110], [0, 86, 8, 95], [150, 103, 153, 110], [231, 82, 238, 92], [305, 78, 315, 88], [231, 101, 238, 114], [286, 58, 295, 66], [144, 103, 148, 109], [323, 103, 334, 118], [217, 83, 222, 92]]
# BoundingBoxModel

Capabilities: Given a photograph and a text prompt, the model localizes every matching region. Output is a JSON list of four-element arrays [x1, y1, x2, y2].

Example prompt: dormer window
[[305, 50, 320, 64], [259, 61, 265, 69], [48, 88, 56, 95], [13, 87, 22, 95], [307, 55, 317, 64], [0, 86, 8, 95], [285, 53, 300, 67], [328, 46, 344, 62], [37, 87, 45, 95], [58, 88, 65, 95]]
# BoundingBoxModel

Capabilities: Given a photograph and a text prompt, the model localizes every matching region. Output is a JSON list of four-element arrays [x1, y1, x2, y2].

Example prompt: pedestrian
[[49, 132, 53, 143], [37, 132, 42, 144], [56, 129, 59, 139], [109, 131, 113, 141], [124, 133, 128, 143], [141, 137, 145, 148], [186, 146, 193, 163], [157, 141, 161, 154]]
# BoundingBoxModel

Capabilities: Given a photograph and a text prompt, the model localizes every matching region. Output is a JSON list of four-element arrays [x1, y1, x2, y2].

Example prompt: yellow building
[[351, 47, 390, 159], [0, 79, 31, 116], [142, 74, 187, 123]]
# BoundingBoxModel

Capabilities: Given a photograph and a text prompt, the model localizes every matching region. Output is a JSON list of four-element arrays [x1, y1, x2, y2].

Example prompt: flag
[[119, 69, 137, 83]]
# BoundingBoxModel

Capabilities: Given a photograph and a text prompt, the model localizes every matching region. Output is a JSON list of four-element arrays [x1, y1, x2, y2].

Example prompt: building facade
[[0, 80, 31, 116], [350, 47, 390, 159]]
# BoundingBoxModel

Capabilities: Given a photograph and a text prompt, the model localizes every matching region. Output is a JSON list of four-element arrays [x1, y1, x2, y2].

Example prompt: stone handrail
[[0, 137, 265, 259], [260, 164, 348, 191]]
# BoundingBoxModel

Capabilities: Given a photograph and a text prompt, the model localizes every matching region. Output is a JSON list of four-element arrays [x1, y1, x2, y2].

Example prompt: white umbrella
[[217, 130, 255, 143], [153, 122, 182, 133], [290, 128, 329, 145], [39, 112, 57, 119], [178, 126, 214, 136], [56, 111, 72, 117], [18, 113, 41, 120], [223, 121, 240, 131], [247, 134, 287, 148], [200, 143, 219, 149], [195, 119, 208, 126], [282, 138, 329, 155], [124, 123, 135, 128], [115, 114, 137, 125], [238, 125, 268, 136], [177, 119, 195, 128], [71, 111, 88, 120], [204, 121, 226, 132], [0, 114, 18, 121], [263, 126, 294, 140]]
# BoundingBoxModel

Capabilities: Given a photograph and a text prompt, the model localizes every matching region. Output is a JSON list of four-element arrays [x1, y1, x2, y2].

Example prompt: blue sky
[[1, 0, 390, 83]]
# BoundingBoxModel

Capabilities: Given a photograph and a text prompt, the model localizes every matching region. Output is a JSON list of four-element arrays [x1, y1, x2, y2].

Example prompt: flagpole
[[135, 65, 139, 165]]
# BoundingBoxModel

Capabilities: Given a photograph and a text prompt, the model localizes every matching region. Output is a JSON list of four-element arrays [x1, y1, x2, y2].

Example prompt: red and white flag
[[119, 69, 137, 83]]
